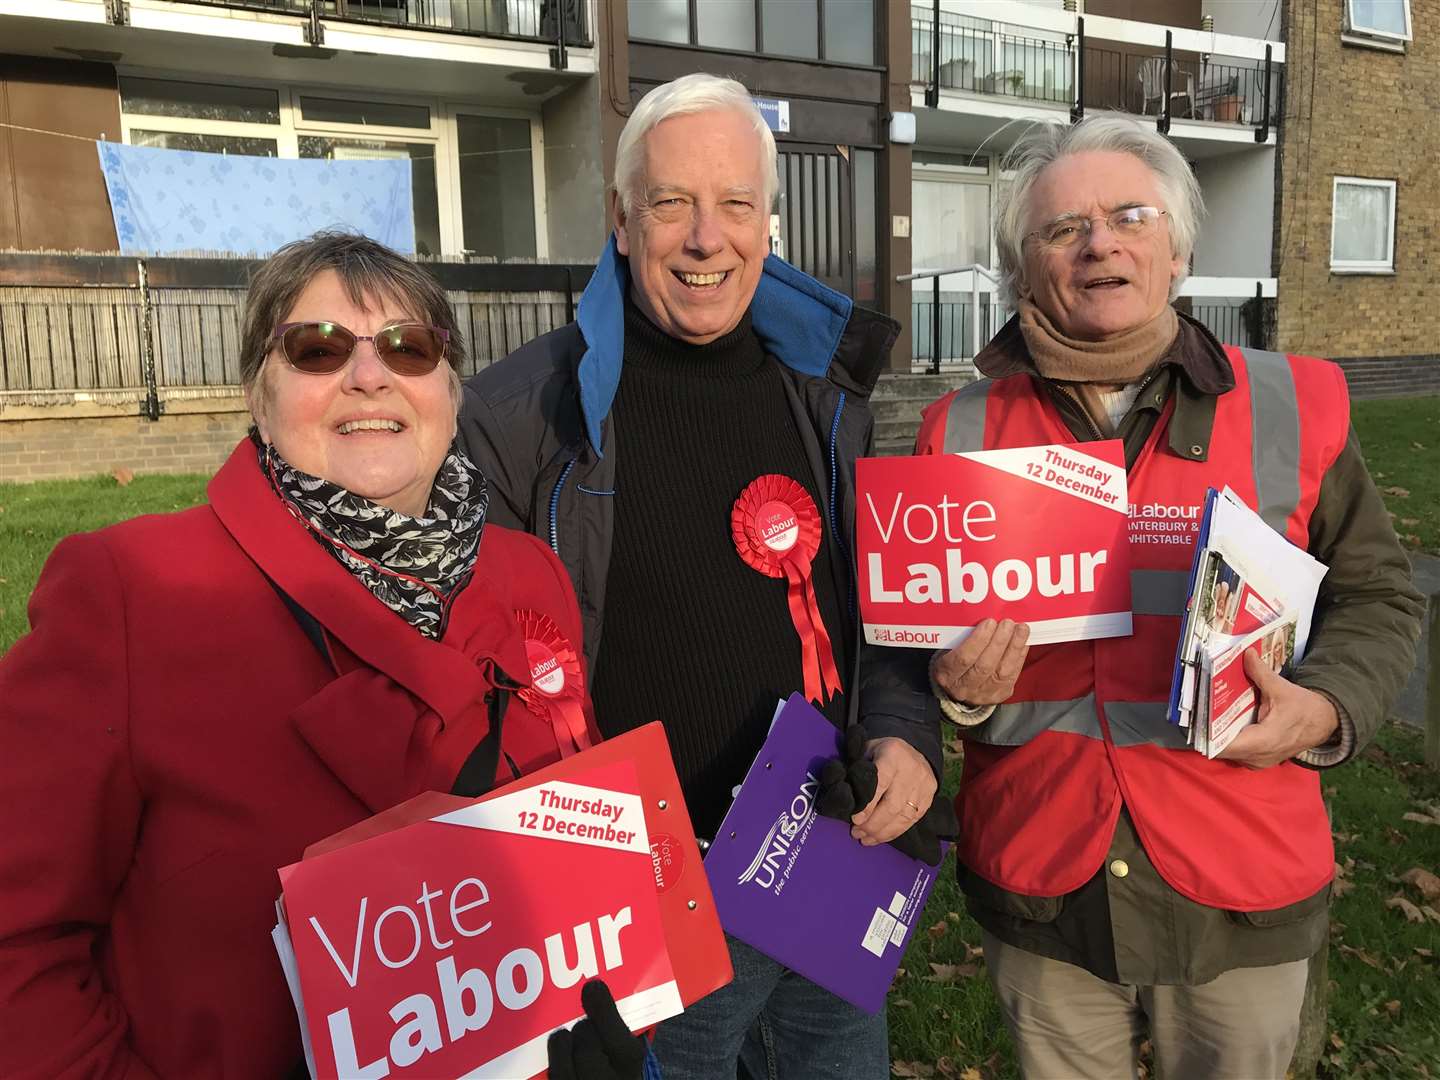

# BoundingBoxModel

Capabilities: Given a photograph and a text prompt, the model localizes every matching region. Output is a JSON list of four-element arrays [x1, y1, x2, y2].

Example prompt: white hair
[[613, 73, 778, 215], [995, 113, 1206, 307]]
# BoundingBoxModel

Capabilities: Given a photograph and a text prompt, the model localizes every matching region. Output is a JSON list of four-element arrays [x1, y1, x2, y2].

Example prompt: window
[[628, 0, 873, 64], [1330, 177, 1396, 273], [455, 114, 537, 260], [1345, 0, 1412, 41], [118, 77, 544, 258]]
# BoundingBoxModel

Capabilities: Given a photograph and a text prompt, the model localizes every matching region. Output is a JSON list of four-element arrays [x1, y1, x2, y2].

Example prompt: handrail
[[898, 265, 1000, 370]]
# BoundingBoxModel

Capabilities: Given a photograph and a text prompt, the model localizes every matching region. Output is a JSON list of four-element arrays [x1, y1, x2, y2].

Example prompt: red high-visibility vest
[[916, 346, 1349, 911]]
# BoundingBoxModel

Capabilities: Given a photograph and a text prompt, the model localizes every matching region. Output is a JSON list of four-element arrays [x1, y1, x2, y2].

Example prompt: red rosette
[[731, 475, 843, 705], [514, 609, 592, 758]]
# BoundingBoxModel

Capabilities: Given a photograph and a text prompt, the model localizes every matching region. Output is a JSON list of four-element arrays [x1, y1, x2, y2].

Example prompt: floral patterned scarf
[[257, 435, 488, 639]]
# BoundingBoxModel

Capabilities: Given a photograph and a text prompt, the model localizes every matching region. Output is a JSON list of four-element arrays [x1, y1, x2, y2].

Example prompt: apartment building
[[0, 0, 609, 261], [905, 0, 1285, 370], [1275, 0, 1439, 396]]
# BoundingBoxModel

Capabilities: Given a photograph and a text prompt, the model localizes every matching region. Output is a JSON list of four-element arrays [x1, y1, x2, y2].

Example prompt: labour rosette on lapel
[[731, 474, 842, 706], [514, 609, 591, 757]]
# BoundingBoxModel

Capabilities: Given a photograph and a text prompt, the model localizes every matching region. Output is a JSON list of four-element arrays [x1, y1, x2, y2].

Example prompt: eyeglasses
[[1025, 206, 1169, 250], [270, 321, 449, 376]]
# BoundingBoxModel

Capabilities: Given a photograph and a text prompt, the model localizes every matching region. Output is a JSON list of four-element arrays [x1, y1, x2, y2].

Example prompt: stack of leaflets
[[1168, 488, 1328, 757]]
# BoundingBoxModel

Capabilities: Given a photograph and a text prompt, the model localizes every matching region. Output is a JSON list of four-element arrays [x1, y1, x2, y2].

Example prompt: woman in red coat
[[0, 233, 630, 1078]]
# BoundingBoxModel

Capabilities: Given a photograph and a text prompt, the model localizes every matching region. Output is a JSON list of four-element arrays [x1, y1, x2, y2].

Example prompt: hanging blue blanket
[[96, 142, 415, 256]]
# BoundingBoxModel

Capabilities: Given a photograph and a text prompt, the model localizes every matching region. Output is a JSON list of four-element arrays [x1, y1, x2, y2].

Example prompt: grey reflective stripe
[[966, 694, 1100, 746], [964, 695, 1188, 749], [942, 380, 991, 454], [1103, 701, 1191, 749], [1240, 347, 1302, 535], [1130, 568, 1189, 617]]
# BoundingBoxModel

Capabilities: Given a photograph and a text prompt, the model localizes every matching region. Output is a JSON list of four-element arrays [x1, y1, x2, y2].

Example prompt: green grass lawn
[[0, 474, 208, 650], [0, 398, 1436, 1077], [1353, 396, 1440, 553]]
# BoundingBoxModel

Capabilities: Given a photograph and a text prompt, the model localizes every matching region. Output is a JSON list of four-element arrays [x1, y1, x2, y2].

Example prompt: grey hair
[[994, 114, 1205, 308], [239, 230, 466, 393], [613, 73, 778, 215]]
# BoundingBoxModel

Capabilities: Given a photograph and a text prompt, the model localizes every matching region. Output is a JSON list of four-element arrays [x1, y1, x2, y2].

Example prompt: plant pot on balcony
[[1214, 94, 1244, 123]]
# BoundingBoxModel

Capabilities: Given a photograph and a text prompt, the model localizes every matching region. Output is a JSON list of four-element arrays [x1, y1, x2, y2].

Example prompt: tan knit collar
[[1017, 300, 1180, 386]]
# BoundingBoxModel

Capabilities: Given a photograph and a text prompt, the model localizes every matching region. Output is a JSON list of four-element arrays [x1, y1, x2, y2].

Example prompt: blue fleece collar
[[574, 236, 854, 456]]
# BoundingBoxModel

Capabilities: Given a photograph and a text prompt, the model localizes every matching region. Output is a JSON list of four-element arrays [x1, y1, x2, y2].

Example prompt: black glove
[[815, 724, 958, 866], [547, 979, 647, 1080]]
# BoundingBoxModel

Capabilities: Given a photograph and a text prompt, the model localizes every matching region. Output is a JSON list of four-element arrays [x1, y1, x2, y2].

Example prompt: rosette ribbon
[[514, 609, 592, 758], [731, 474, 843, 705]]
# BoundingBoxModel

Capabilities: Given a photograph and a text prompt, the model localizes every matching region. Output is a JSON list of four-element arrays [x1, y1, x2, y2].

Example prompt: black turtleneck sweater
[[589, 300, 850, 839]]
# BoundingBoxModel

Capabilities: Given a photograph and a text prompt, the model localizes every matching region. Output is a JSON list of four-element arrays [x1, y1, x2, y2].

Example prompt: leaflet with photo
[[1198, 614, 1299, 758]]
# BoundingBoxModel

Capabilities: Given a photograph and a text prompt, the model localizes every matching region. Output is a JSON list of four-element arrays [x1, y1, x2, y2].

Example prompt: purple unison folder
[[703, 694, 944, 1014]]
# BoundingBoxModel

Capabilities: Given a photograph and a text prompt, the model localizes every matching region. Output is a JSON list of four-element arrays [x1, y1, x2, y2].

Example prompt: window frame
[[116, 71, 548, 259], [1329, 176, 1397, 274], [1343, 0, 1412, 43], [628, 0, 880, 69]]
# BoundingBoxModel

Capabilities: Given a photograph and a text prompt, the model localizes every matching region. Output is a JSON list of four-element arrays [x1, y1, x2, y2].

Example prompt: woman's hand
[[546, 980, 647, 1080], [932, 618, 1031, 706]]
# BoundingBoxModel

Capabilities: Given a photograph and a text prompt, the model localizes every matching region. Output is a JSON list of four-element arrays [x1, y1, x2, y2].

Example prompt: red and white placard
[[274, 761, 679, 1079], [856, 441, 1132, 649]]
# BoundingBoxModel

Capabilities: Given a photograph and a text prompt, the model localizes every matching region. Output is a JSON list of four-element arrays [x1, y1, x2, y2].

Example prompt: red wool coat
[[0, 442, 599, 1079]]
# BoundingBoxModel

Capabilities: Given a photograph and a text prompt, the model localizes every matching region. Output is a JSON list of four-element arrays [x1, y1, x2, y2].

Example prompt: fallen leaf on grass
[[927, 920, 948, 940], [1339, 943, 1385, 969], [1386, 894, 1425, 923], [1423, 906, 1440, 925], [1384, 999, 1401, 1017], [111, 467, 135, 486], [892, 1061, 935, 1078], [946, 911, 962, 923], [1415, 946, 1434, 958], [933, 1057, 957, 1078], [1333, 861, 1355, 897], [1401, 867, 1440, 900], [1400, 517, 1421, 526], [925, 962, 979, 982], [1402, 534, 1423, 547], [1403, 812, 1440, 827], [1411, 442, 1426, 450], [1381, 485, 1411, 497], [959, 1069, 983, 1080], [1331, 1033, 1346, 1049], [893, 997, 914, 1009]]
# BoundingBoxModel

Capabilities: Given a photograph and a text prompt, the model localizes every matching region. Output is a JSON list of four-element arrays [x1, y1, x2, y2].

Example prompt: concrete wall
[[1276, 0, 1440, 361], [542, 77, 610, 261], [1192, 147, 1276, 279], [1, 400, 249, 483]]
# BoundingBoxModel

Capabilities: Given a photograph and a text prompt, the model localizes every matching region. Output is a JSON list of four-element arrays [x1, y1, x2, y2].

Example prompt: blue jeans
[[650, 934, 889, 1079]]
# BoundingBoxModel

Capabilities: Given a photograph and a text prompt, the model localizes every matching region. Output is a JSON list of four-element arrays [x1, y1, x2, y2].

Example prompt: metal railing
[[912, 11, 1074, 105], [153, 0, 590, 55], [0, 255, 593, 416], [913, 6, 1279, 139], [899, 265, 1004, 374], [1187, 295, 1272, 351]]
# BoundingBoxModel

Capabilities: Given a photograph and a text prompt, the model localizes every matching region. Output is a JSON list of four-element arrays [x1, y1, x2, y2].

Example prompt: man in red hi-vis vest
[[916, 116, 1422, 1079]]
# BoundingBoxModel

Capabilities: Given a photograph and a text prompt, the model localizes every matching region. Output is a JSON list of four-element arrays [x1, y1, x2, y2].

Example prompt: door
[[774, 143, 854, 297]]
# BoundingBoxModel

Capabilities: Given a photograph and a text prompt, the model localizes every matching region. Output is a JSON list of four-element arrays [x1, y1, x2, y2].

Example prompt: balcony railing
[[166, 0, 591, 51], [911, 13, 1073, 105], [913, 7, 1279, 138]]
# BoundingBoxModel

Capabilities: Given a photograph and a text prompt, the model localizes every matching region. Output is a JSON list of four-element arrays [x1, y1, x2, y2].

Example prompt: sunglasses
[[270, 321, 449, 376]]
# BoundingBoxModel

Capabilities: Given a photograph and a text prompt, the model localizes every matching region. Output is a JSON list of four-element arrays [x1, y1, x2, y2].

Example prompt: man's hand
[[849, 737, 938, 846], [1217, 652, 1341, 769], [932, 619, 1030, 706]]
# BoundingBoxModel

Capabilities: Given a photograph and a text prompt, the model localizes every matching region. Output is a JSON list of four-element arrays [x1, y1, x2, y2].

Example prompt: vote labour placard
[[274, 760, 680, 1080], [856, 441, 1132, 649]]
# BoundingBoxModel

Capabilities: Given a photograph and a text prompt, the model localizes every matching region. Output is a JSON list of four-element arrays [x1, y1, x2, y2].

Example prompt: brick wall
[[1, 402, 250, 483], [1276, 1, 1440, 365]]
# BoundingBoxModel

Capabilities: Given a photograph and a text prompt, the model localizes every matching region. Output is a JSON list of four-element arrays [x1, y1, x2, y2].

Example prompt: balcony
[[911, 4, 1283, 156], [159, 0, 589, 46]]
